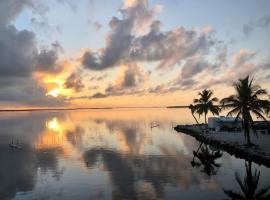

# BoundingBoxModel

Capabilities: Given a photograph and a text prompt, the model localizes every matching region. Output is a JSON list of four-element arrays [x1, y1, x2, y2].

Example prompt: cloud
[[0, 0, 67, 107], [195, 48, 263, 89], [0, 25, 62, 76], [82, 0, 216, 71], [0, 78, 68, 106], [130, 23, 215, 70], [180, 56, 209, 78], [90, 92, 108, 98], [104, 64, 149, 94], [64, 73, 85, 92], [0, 0, 62, 77], [147, 78, 197, 94], [0, 26, 36, 77], [243, 14, 270, 36], [75, 64, 149, 99], [82, 13, 133, 70], [232, 48, 255, 67], [146, 47, 228, 93], [35, 48, 61, 73], [0, 0, 31, 26]]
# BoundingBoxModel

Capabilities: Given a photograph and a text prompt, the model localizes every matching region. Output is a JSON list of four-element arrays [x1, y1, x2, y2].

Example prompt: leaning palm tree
[[220, 76, 269, 145], [192, 89, 220, 127], [223, 161, 270, 200], [189, 104, 204, 132]]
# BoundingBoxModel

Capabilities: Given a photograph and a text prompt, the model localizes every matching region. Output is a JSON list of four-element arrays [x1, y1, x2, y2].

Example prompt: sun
[[47, 88, 61, 97], [43, 75, 72, 97]]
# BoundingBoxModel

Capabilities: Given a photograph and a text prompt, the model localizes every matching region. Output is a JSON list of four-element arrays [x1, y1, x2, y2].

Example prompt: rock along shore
[[174, 124, 270, 167]]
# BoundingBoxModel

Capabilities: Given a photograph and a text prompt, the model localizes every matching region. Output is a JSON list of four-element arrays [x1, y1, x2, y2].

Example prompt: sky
[[0, 0, 270, 108]]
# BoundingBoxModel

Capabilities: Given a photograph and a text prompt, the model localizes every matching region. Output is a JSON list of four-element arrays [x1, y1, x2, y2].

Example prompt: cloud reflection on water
[[0, 109, 269, 199]]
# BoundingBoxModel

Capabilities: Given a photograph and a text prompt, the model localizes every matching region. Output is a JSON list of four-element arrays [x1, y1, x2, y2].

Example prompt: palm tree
[[220, 76, 269, 145], [191, 142, 223, 176], [264, 95, 270, 118], [189, 104, 204, 132], [223, 161, 270, 200], [193, 89, 220, 127]]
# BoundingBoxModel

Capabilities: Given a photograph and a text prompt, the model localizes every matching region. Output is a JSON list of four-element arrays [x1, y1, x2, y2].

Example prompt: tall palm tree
[[223, 161, 270, 200], [193, 89, 220, 126], [220, 76, 269, 145]]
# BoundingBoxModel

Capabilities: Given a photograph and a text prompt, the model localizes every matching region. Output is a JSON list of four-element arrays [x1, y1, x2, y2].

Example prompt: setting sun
[[43, 76, 72, 98], [47, 88, 61, 97]]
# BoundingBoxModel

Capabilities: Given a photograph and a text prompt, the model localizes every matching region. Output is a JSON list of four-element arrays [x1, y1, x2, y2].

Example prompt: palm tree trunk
[[204, 113, 208, 131], [243, 112, 252, 145], [192, 113, 204, 132], [193, 142, 203, 159]]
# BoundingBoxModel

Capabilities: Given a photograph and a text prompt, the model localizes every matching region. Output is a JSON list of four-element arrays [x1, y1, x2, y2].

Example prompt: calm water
[[0, 108, 269, 200]]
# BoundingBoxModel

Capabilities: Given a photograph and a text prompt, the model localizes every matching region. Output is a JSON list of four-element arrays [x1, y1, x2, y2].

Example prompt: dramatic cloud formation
[[82, 0, 216, 71], [0, 78, 67, 106], [0, 26, 36, 77], [0, 0, 66, 106], [0, 0, 269, 107]]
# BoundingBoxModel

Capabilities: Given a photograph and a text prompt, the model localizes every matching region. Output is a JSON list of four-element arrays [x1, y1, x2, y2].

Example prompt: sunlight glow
[[47, 117, 62, 133], [43, 75, 71, 97], [47, 88, 61, 97]]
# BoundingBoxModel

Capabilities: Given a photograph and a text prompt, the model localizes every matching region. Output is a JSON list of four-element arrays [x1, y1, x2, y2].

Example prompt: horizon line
[[0, 105, 189, 112]]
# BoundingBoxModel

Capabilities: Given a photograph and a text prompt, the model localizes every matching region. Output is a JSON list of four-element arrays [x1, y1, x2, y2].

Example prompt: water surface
[[0, 108, 269, 200]]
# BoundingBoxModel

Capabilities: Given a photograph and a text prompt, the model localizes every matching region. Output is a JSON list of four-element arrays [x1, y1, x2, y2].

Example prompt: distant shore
[[0, 107, 113, 112], [0, 106, 190, 112]]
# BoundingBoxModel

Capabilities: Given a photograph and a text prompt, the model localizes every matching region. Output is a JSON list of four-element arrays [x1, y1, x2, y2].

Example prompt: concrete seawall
[[174, 125, 270, 167]]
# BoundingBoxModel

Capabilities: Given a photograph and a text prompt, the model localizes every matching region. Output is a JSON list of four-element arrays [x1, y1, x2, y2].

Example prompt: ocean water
[[0, 108, 269, 200]]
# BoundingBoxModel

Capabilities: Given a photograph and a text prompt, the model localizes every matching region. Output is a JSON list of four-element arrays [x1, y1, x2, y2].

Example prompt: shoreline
[[0, 106, 189, 112], [0, 107, 113, 112], [174, 124, 270, 167]]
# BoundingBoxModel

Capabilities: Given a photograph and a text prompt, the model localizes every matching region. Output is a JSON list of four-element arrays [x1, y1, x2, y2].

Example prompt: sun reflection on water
[[46, 117, 63, 138]]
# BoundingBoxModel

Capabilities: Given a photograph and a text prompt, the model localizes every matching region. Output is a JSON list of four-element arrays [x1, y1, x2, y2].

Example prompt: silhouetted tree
[[191, 143, 223, 176], [192, 89, 220, 127], [264, 95, 270, 118], [223, 161, 270, 200], [189, 104, 204, 132], [220, 76, 269, 145]]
